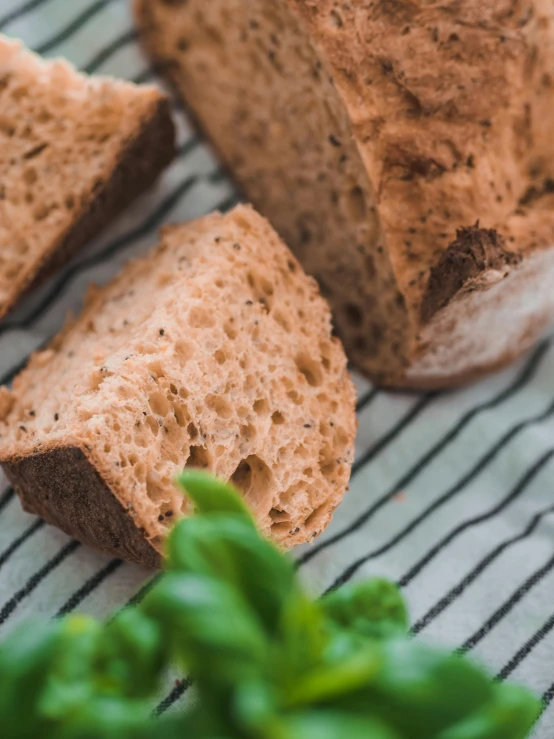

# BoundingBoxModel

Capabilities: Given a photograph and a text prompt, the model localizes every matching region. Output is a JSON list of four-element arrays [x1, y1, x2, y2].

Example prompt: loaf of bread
[[135, 0, 554, 388], [0, 34, 175, 320], [0, 206, 356, 567]]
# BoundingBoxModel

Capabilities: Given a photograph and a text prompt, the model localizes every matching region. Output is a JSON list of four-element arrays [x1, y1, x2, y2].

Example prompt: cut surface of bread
[[0, 34, 175, 319], [0, 206, 356, 567], [135, 0, 554, 388]]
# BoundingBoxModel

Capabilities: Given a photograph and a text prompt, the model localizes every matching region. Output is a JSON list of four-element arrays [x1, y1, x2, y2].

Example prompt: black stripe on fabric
[[56, 558, 123, 617], [414, 503, 554, 636], [106, 574, 164, 625], [297, 341, 550, 568], [132, 67, 155, 85], [0, 539, 80, 626], [0, 519, 44, 571], [0, 0, 53, 31], [0, 351, 38, 386], [124, 572, 163, 610], [496, 608, 554, 682], [0, 487, 15, 514], [351, 394, 434, 476], [459, 545, 554, 655], [542, 682, 554, 708], [208, 168, 231, 186], [35, 0, 119, 56], [356, 387, 378, 413], [328, 390, 554, 593], [155, 677, 193, 716], [399, 447, 554, 588], [129, 68, 187, 115], [83, 28, 138, 75], [0, 156, 209, 335]]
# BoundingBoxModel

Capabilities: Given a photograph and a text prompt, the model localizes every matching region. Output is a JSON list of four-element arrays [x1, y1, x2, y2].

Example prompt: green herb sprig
[[0, 471, 540, 738]]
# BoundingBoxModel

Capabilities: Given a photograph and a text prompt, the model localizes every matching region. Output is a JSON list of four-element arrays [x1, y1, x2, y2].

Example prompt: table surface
[[0, 0, 553, 732]]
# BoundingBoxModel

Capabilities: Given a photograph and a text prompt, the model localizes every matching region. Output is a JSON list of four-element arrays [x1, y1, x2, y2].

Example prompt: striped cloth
[[1, 0, 553, 731]]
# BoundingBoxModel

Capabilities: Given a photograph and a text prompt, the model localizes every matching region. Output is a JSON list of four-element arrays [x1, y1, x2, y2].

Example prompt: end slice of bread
[[0, 205, 356, 567], [0, 34, 176, 319], [134, 0, 554, 388]]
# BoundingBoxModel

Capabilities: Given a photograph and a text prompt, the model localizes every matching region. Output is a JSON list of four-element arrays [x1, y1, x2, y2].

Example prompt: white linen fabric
[[0, 0, 553, 731]]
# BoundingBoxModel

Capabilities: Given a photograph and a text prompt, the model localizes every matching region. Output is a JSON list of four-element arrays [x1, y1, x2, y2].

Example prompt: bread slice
[[0, 34, 175, 319], [135, 0, 554, 388], [0, 205, 356, 567]]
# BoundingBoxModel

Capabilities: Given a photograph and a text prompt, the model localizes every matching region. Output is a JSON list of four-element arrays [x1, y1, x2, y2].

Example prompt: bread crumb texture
[[0, 34, 174, 319], [0, 206, 356, 563], [135, 0, 554, 388]]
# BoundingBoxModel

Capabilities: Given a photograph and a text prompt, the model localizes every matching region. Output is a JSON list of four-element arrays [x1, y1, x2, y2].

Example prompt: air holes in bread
[[305, 502, 331, 531], [273, 310, 290, 331], [329, 9, 344, 29], [148, 391, 170, 416], [230, 454, 271, 503], [188, 306, 214, 328], [253, 398, 269, 415], [269, 507, 290, 523], [206, 393, 233, 419], [287, 389, 303, 405], [175, 339, 193, 364], [174, 406, 188, 427], [271, 411, 285, 425], [295, 352, 323, 387], [224, 320, 238, 339], [187, 444, 209, 468], [145, 415, 159, 435], [231, 458, 252, 492], [146, 470, 166, 501]]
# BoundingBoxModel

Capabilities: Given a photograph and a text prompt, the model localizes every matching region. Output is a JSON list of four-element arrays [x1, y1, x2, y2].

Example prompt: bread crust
[[2, 443, 160, 568], [0, 36, 176, 319], [134, 0, 554, 389], [6, 97, 176, 316]]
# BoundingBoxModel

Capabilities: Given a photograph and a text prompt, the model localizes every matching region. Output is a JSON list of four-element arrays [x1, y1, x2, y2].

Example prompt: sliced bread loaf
[[135, 0, 554, 388], [0, 34, 175, 319], [0, 205, 356, 567]]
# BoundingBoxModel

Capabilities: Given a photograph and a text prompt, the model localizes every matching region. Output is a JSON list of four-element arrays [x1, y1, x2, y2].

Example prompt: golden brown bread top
[[288, 0, 554, 314]]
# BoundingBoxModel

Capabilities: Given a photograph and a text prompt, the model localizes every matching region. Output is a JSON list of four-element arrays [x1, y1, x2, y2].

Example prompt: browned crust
[[367, 348, 533, 392], [421, 225, 522, 324], [1, 444, 160, 568], [134, 0, 554, 390], [0, 96, 176, 320], [134, 1, 245, 201]]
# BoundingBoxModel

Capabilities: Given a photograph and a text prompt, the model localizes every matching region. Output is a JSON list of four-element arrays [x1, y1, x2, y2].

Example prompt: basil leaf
[[275, 711, 400, 739], [339, 639, 495, 736], [142, 572, 268, 684], [167, 514, 296, 633], [437, 683, 541, 739], [96, 610, 166, 699], [321, 579, 408, 640], [177, 470, 254, 521]]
